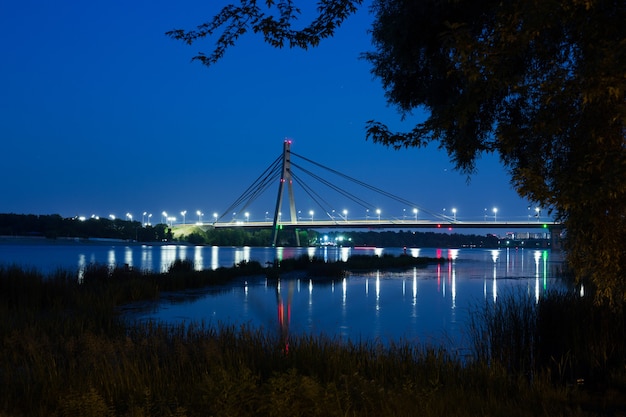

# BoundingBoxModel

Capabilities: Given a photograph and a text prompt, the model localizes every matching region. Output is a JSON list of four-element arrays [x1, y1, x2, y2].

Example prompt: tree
[[167, 0, 626, 305], [364, 0, 626, 305], [166, 0, 363, 67]]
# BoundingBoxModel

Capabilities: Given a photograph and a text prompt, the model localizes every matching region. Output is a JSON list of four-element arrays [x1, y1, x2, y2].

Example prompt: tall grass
[[1, 263, 624, 416], [468, 288, 626, 408], [468, 289, 538, 376]]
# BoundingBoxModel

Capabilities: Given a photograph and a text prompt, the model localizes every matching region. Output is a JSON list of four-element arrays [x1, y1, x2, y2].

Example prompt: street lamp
[[245, 212, 249, 222], [493, 207, 498, 222], [147, 213, 152, 226], [535, 207, 540, 222], [403, 208, 406, 220], [413, 208, 418, 222], [197, 210, 203, 224], [181, 210, 187, 225], [162, 211, 167, 224], [309, 210, 314, 221], [126, 213, 132, 222], [343, 209, 348, 221], [142, 211, 147, 225], [452, 208, 457, 221], [213, 212, 218, 224], [376, 209, 381, 222]]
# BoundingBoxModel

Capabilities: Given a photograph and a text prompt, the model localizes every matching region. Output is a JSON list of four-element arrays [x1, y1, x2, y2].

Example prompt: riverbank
[[1, 259, 625, 415], [0, 235, 185, 248], [0, 235, 138, 245]]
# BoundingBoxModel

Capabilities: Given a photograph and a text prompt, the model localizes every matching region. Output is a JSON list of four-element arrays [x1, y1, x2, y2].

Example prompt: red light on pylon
[[437, 224, 441, 228]]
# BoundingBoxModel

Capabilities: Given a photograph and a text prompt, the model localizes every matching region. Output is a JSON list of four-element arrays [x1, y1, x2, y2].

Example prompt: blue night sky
[[0, 1, 538, 224]]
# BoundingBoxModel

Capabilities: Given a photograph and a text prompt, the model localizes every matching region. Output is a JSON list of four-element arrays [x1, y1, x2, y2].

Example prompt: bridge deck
[[211, 220, 557, 229]]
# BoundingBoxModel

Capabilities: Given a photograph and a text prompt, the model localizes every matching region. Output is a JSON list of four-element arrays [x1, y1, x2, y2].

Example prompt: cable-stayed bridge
[[211, 140, 558, 246]]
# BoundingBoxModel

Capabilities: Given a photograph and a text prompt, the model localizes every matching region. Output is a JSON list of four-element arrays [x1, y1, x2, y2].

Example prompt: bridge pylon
[[271, 139, 300, 247]]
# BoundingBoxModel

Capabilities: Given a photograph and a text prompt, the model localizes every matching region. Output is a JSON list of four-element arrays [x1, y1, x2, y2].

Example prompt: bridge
[[214, 219, 555, 230], [210, 140, 559, 246]]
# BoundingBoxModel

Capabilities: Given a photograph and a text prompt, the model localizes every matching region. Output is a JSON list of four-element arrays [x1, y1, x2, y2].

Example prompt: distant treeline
[[0, 213, 170, 242], [320, 230, 499, 248], [0, 213, 500, 248], [181, 227, 501, 248]]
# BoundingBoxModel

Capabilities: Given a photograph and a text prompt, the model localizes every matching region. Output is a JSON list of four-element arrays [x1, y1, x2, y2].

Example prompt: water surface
[[0, 241, 563, 348], [124, 247, 563, 349]]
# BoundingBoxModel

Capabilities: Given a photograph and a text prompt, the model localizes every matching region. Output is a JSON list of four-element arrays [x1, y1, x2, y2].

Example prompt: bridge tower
[[271, 140, 300, 247]]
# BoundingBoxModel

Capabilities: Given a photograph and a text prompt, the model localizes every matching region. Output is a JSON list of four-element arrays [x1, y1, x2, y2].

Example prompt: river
[[0, 239, 565, 349]]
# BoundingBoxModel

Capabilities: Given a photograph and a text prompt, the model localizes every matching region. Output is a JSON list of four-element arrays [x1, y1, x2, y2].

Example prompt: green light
[[543, 224, 548, 228]]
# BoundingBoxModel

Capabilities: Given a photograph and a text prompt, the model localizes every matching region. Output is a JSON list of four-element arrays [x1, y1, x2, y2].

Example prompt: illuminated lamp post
[[413, 208, 418, 221], [181, 210, 187, 225], [309, 210, 314, 221], [376, 209, 381, 222], [493, 207, 498, 222]]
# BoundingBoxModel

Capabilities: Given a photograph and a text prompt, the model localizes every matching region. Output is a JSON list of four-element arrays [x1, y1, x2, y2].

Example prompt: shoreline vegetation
[[2, 255, 625, 415]]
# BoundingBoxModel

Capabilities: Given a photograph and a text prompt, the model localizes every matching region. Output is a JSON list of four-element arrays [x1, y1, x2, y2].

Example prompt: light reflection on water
[[122, 247, 562, 348], [0, 242, 564, 347], [1, 242, 413, 275]]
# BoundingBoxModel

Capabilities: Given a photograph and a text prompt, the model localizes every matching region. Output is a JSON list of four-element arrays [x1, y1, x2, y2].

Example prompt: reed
[[268, 253, 445, 281], [1, 264, 624, 415], [468, 288, 626, 397]]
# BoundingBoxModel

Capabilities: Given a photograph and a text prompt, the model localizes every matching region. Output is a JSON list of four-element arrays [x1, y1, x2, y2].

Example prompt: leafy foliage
[[167, 0, 626, 304], [165, 0, 363, 66], [363, 0, 626, 305]]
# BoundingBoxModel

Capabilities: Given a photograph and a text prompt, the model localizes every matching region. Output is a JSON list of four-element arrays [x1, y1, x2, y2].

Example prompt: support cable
[[291, 151, 445, 219], [217, 154, 282, 222], [215, 146, 447, 225], [291, 171, 339, 219], [291, 161, 374, 210]]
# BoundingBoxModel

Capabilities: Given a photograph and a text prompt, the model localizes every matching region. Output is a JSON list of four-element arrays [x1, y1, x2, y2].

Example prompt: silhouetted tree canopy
[[167, 0, 626, 305], [166, 0, 363, 66]]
